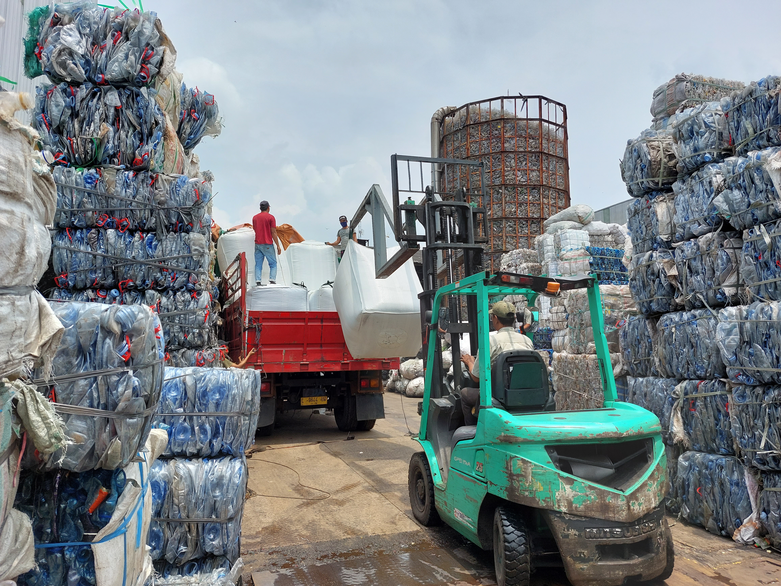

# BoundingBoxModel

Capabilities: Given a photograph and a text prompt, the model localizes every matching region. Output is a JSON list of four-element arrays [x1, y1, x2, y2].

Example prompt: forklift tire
[[335, 393, 358, 431], [408, 452, 441, 526], [649, 521, 675, 583], [493, 506, 531, 586], [356, 419, 376, 431]]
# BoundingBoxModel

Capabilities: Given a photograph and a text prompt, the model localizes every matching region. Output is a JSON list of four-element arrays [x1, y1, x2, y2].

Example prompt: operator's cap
[[339, 215, 347, 221], [489, 300, 515, 319]]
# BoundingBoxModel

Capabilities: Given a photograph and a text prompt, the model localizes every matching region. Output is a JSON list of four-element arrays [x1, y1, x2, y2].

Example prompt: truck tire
[[335, 393, 358, 431], [408, 452, 440, 526], [257, 422, 274, 437], [493, 506, 531, 586], [356, 419, 376, 431]]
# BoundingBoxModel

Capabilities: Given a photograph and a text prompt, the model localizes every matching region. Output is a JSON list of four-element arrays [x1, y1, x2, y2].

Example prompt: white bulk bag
[[308, 285, 336, 312], [333, 241, 422, 359], [285, 242, 338, 289], [217, 227, 291, 295], [247, 284, 308, 312]]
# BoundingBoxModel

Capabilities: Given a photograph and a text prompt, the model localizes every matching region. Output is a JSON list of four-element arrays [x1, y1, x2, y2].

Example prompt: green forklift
[[357, 155, 674, 586]]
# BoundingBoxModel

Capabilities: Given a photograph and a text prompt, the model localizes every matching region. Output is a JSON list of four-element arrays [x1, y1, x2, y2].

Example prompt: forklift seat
[[492, 350, 552, 412]]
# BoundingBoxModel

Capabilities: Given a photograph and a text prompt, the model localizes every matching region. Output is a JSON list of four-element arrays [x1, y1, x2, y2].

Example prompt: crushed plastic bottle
[[152, 367, 261, 458], [30, 302, 164, 472], [149, 457, 246, 565], [653, 310, 725, 380]]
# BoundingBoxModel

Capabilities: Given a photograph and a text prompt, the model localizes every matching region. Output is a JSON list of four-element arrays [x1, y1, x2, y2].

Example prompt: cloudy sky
[[155, 0, 781, 244]]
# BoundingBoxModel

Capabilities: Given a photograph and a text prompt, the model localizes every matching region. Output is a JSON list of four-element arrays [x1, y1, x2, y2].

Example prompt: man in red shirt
[[252, 201, 282, 286]]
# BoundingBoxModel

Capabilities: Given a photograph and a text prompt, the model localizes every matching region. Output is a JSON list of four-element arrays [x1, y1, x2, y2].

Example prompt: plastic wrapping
[[149, 457, 246, 565], [153, 557, 243, 586], [628, 250, 679, 316], [177, 86, 221, 153], [535, 233, 556, 265], [619, 317, 659, 377], [673, 231, 743, 310], [673, 379, 734, 455], [53, 167, 213, 235], [585, 247, 628, 284], [675, 452, 756, 538], [626, 193, 675, 255], [30, 302, 164, 472], [153, 368, 260, 458], [551, 330, 569, 353], [551, 352, 623, 411], [52, 228, 210, 291], [246, 285, 308, 312], [730, 385, 781, 471], [564, 286, 635, 354], [581, 221, 614, 248], [723, 76, 781, 156], [23, 3, 174, 86], [670, 102, 731, 174], [741, 218, 781, 302], [712, 148, 781, 231], [34, 82, 165, 169], [651, 74, 744, 120], [716, 301, 781, 385], [554, 229, 589, 256], [626, 377, 677, 443], [760, 472, 781, 548], [556, 248, 591, 277], [550, 306, 567, 331], [621, 129, 677, 196], [543, 204, 593, 228], [499, 248, 541, 276], [672, 163, 725, 242], [653, 310, 725, 380]]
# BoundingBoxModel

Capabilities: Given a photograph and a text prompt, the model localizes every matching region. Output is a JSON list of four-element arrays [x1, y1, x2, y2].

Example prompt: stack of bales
[[620, 73, 781, 546], [0, 91, 64, 583], [386, 353, 453, 398], [148, 367, 260, 576], [24, 3, 223, 362]]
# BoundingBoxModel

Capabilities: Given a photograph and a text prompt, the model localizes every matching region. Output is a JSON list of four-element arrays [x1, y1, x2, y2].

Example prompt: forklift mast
[[350, 155, 489, 364]]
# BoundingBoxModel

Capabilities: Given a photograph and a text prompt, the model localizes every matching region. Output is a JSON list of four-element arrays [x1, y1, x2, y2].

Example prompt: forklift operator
[[459, 301, 534, 425]]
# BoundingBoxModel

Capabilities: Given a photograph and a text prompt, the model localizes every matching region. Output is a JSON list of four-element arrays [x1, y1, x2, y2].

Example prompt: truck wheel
[[493, 506, 531, 586], [257, 422, 274, 437], [650, 521, 675, 583], [335, 394, 358, 431], [356, 419, 376, 431], [408, 452, 440, 526]]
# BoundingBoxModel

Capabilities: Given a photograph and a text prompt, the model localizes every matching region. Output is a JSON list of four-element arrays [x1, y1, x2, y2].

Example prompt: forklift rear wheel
[[493, 506, 531, 586], [408, 452, 440, 526]]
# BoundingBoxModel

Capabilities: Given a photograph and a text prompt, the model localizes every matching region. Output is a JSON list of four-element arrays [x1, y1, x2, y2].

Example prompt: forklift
[[358, 155, 674, 586]]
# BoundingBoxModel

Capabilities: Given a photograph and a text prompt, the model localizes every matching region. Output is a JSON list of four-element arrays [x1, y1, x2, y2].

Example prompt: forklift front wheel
[[493, 506, 531, 586], [650, 520, 675, 583], [408, 452, 440, 526]]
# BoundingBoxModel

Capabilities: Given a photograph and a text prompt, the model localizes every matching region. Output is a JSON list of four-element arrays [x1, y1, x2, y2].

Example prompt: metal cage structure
[[437, 95, 570, 272]]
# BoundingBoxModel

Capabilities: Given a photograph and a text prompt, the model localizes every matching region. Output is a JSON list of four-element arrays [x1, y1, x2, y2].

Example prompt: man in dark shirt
[[252, 201, 282, 286]]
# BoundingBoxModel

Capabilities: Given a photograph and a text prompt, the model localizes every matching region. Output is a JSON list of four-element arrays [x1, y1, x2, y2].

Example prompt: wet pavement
[[241, 393, 780, 586]]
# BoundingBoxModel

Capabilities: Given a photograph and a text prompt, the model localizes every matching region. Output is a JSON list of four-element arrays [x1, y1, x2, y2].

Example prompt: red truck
[[221, 253, 397, 435]]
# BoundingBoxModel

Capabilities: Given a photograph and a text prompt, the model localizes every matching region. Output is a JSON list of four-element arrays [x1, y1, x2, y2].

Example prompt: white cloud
[[176, 57, 241, 110]]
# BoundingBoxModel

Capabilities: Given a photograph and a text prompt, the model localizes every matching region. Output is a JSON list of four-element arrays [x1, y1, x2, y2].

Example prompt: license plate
[[301, 396, 328, 406]]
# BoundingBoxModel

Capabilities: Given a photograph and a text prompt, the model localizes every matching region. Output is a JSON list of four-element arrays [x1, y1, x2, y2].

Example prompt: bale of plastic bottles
[[585, 247, 628, 284], [672, 163, 725, 242], [626, 193, 675, 255], [716, 301, 781, 386], [674, 379, 734, 455], [653, 310, 726, 380], [741, 218, 781, 302], [760, 472, 781, 549], [628, 250, 679, 316], [621, 129, 677, 196], [673, 231, 743, 310], [166, 347, 228, 369], [670, 102, 732, 175], [30, 302, 165, 472], [499, 248, 542, 276], [153, 367, 260, 458], [626, 377, 677, 443], [675, 451, 757, 538], [23, 3, 175, 86], [551, 352, 622, 411], [730, 385, 781, 471], [34, 82, 165, 169], [533, 327, 554, 350], [149, 456, 246, 565], [52, 167, 213, 235], [178, 86, 221, 153], [154, 558, 244, 586], [51, 228, 211, 291], [712, 147, 781, 231], [619, 317, 658, 377], [650, 74, 744, 120], [564, 286, 635, 354], [723, 76, 781, 156]]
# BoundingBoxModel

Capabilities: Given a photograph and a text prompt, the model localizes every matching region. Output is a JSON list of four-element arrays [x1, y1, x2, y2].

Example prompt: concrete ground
[[241, 393, 780, 586]]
